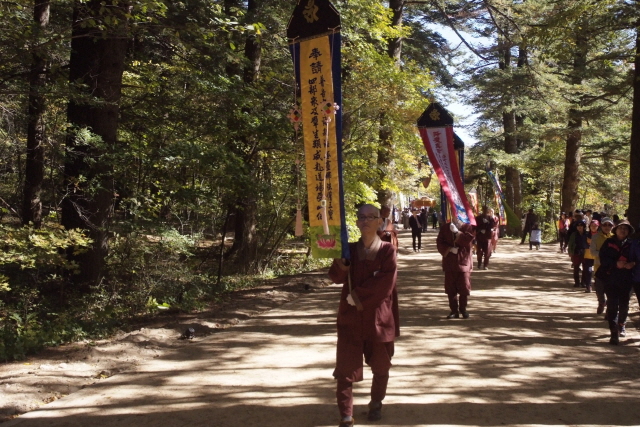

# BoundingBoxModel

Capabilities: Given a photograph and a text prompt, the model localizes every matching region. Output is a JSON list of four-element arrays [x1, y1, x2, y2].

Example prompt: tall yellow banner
[[299, 36, 343, 258]]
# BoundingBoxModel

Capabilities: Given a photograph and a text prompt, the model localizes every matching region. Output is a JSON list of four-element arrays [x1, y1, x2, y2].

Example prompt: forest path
[[4, 229, 640, 427]]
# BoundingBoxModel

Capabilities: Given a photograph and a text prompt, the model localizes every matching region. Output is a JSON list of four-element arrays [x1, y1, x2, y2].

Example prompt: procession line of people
[[326, 203, 638, 427]]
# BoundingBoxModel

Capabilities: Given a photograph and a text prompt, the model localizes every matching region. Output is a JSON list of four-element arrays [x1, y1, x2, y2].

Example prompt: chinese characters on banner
[[298, 37, 344, 258], [419, 126, 476, 225]]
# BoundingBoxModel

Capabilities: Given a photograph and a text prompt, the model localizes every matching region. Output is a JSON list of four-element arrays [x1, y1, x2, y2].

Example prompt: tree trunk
[[499, 42, 522, 234], [61, 0, 130, 288], [227, 0, 261, 274], [22, 0, 50, 228], [629, 11, 640, 229], [377, 0, 404, 208], [561, 32, 588, 214]]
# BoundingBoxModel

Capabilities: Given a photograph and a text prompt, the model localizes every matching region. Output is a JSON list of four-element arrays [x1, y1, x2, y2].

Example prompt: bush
[[0, 223, 92, 361]]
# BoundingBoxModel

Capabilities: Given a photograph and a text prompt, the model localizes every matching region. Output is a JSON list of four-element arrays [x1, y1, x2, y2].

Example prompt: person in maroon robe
[[328, 204, 399, 427], [377, 205, 399, 252], [436, 220, 475, 318], [475, 206, 495, 270]]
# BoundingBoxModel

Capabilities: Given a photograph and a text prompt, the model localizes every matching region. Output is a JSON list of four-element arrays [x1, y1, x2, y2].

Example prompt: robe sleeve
[[436, 226, 453, 256], [328, 259, 349, 285]]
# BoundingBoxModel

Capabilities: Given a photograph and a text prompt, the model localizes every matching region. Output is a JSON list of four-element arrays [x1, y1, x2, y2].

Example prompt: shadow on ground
[[4, 231, 640, 427]]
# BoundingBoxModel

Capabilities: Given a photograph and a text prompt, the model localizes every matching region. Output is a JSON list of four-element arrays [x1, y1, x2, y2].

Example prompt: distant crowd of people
[[558, 209, 640, 345]]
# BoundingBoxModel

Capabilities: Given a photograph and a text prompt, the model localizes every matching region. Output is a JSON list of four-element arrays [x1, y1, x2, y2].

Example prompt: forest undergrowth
[[0, 219, 329, 362]]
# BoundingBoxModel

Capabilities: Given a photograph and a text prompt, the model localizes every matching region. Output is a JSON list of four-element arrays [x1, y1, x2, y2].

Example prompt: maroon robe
[[436, 223, 475, 296], [328, 240, 399, 343], [436, 223, 475, 272]]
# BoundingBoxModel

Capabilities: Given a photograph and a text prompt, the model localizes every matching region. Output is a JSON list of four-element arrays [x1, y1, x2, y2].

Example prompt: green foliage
[[0, 223, 92, 284]]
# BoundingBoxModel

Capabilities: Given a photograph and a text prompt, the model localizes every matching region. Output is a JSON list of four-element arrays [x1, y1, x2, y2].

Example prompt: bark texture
[[22, 0, 50, 227], [629, 17, 640, 229], [61, 0, 130, 287], [560, 32, 587, 214]]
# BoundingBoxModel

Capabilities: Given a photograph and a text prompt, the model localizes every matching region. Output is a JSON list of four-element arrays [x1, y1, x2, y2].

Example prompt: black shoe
[[461, 311, 470, 319], [584, 287, 591, 293], [446, 312, 459, 319], [573, 283, 581, 288], [609, 336, 619, 345], [597, 304, 605, 314], [338, 419, 354, 427], [367, 401, 382, 422]]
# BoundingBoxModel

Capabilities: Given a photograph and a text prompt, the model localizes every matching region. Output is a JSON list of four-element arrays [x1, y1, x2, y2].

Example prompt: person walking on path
[[420, 208, 428, 233], [520, 208, 537, 244], [581, 220, 599, 292], [409, 208, 423, 252], [431, 210, 438, 230], [627, 226, 640, 311], [328, 204, 400, 427], [489, 208, 500, 253], [402, 208, 410, 230], [590, 217, 615, 313], [378, 205, 398, 252], [436, 220, 475, 319], [595, 220, 634, 345], [558, 212, 570, 253], [568, 220, 589, 288], [475, 206, 495, 270]]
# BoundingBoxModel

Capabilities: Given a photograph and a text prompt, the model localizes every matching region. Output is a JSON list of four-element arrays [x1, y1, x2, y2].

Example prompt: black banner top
[[417, 102, 454, 128], [287, 0, 341, 42]]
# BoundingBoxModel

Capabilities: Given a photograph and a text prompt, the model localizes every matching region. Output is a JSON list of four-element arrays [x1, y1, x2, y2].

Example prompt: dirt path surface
[[2, 230, 640, 427]]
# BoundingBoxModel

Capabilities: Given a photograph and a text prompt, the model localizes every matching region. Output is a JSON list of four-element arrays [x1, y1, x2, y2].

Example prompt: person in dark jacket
[[436, 221, 475, 319], [408, 208, 422, 252], [628, 226, 640, 311], [475, 205, 495, 270], [568, 220, 589, 288], [520, 208, 538, 244], [595, 220, 634, 345], [420, 208, 428, 233]]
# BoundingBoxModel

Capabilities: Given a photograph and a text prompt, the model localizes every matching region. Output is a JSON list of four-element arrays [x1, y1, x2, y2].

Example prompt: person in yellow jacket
[[589, 217, 615, 314], [582, 220, 599, 293]]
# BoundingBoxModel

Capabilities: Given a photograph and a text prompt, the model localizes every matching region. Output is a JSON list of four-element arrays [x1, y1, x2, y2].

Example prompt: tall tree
[[376, 0, 405, 207], [22, 0, 50, 227], [629, 0, 640, 228], [61, 0, 131, 286]]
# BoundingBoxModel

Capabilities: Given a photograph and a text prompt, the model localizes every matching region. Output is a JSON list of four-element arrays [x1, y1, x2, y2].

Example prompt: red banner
[[419, 127, 476, 225]]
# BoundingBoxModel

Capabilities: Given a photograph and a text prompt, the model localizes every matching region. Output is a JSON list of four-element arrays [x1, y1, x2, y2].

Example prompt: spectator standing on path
[[558, 213, 570, 253], [402, 209, 410, 230], [475, 206, 495, 270], [420, 208, 428, 233], [436, 221, 475, 319], [584, 209, 593, 226], [328, 204, 400, 427], [489, 208, 500, 253], [520, 208, 538, 244], [612, 214, 621, 225], [431, 211, 438, 229], [590, 217, 615, 314], [409, 208, 423, 253], [378, 206, 398, 252], [529, 222, 541, 250], [628, 228, 640, 310], [582, 220, 599, 292], [596, 220, 634, 345], [568, 220, 589, 288]]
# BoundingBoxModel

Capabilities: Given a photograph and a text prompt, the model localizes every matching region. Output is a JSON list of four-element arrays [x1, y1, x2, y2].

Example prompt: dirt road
[[3, 230, 640, 427]]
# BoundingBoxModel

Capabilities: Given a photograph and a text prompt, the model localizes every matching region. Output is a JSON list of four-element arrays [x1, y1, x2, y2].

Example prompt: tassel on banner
[[295, 206, 303, 236]]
